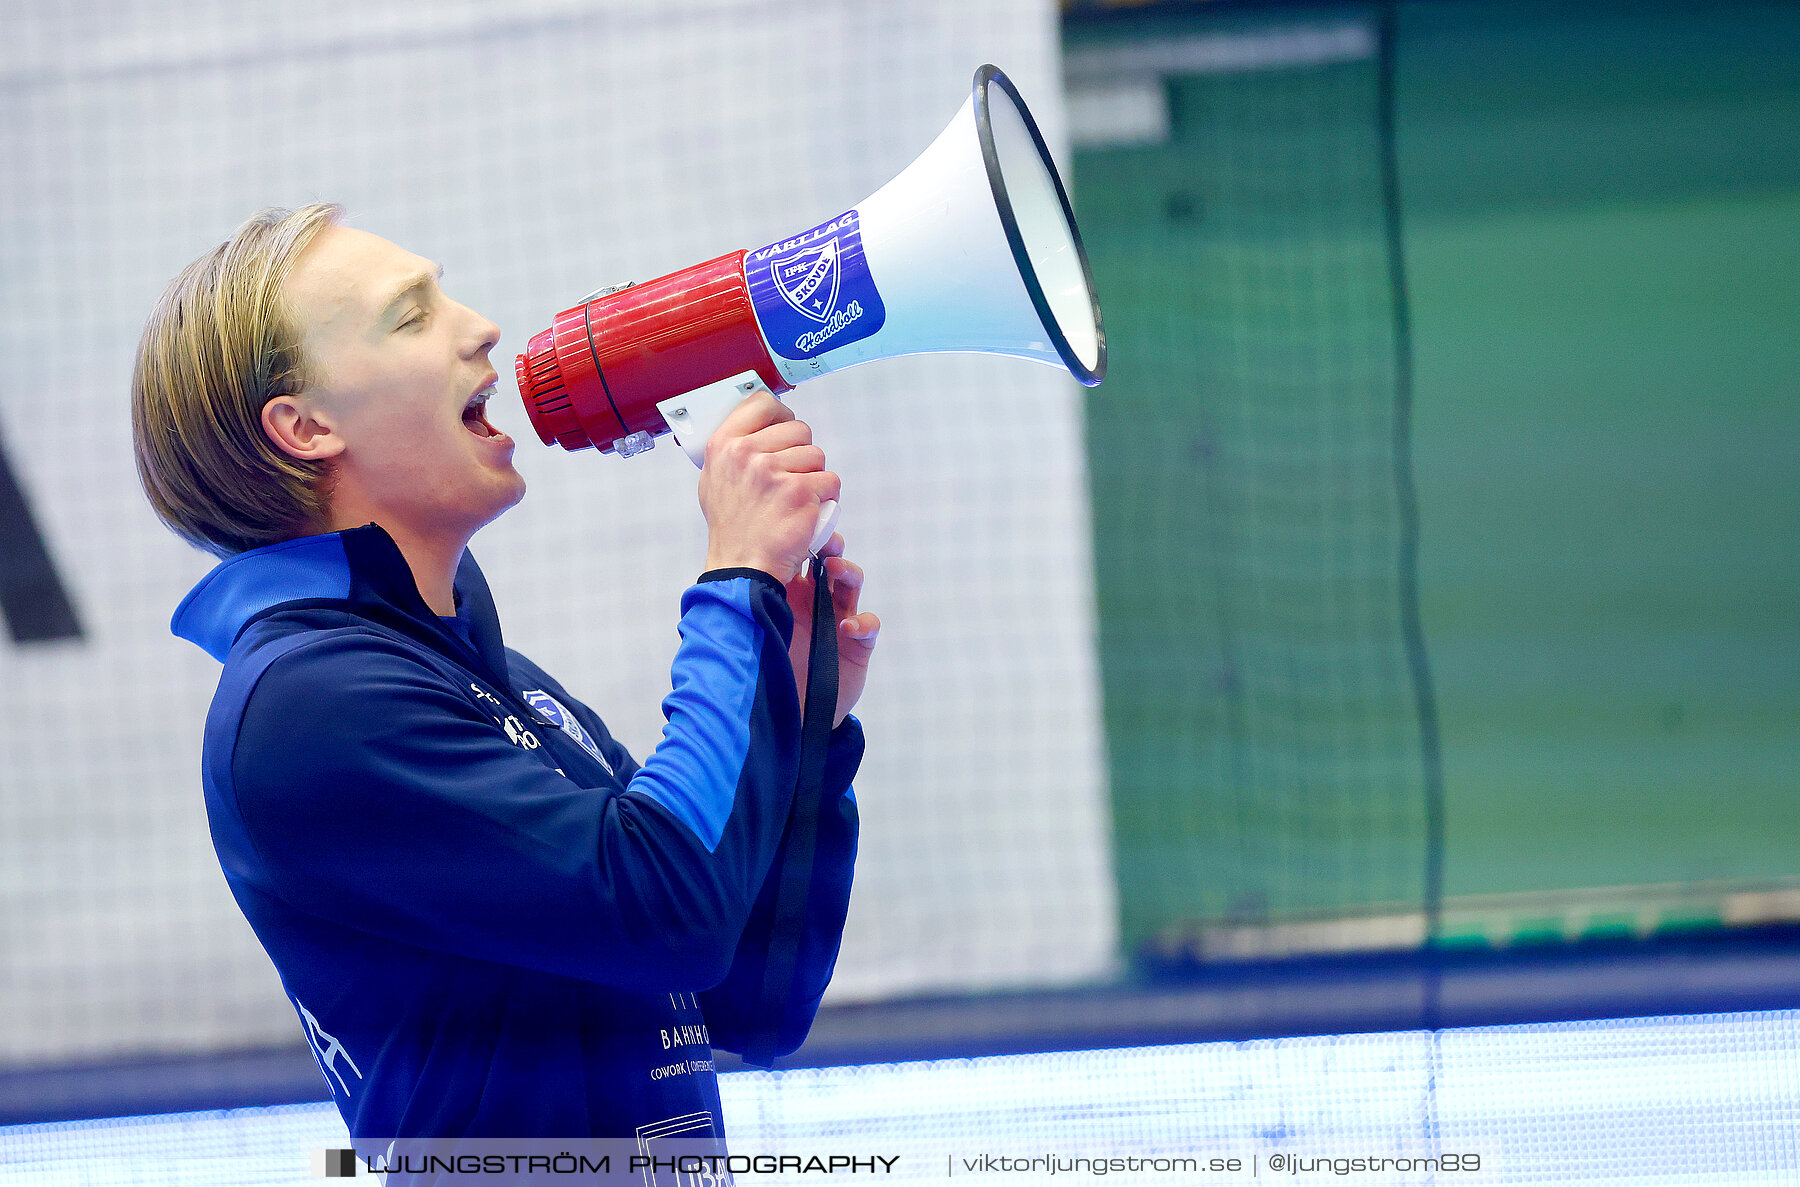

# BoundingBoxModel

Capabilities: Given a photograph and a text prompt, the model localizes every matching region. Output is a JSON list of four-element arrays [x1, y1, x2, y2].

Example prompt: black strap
[[744, 554, 837, 1068]]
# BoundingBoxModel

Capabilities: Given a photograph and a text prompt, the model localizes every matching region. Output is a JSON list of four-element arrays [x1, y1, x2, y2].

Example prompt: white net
[[0, 0, 1114, 1067]]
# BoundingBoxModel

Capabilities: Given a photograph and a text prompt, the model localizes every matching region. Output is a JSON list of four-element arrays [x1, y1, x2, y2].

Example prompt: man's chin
[[481, 471, 528, 526]]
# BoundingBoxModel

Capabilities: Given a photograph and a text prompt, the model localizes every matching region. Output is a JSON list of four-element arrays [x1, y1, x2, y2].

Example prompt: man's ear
[[262, 393, 346, 462]]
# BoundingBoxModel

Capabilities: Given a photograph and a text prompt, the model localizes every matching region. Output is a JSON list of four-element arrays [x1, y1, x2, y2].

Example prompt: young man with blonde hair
[[133, 205, 876, 1154]]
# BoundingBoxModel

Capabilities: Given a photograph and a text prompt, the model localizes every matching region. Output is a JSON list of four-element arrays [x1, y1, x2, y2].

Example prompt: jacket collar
[[171, 524, 507, 676]]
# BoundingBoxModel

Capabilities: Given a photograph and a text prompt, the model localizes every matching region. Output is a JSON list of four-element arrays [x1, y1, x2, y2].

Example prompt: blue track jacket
[[172, 524, 860, 1146]]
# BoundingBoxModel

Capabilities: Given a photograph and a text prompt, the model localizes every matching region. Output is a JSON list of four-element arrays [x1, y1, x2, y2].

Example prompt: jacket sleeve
[[698, 716, 863, 1060], [226, 573, 802, 992]]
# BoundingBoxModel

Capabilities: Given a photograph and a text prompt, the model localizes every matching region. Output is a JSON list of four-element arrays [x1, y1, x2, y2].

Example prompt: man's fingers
[[744, 417, 813, 455], [803, 470, 842, 504], [839, 610, 880, 645], [716, 390, 794, 438], [771, 444, 828, 474], [824, 555, 862, 586], [826, 557, 864, 620], [826, 556, 864, 594]]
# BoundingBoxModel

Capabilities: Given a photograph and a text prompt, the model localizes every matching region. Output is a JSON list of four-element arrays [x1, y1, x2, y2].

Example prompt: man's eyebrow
[[377, 262, 446, 322]]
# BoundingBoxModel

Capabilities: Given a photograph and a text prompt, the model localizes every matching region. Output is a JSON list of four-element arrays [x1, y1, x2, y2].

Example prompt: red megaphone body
[[516, 251, 793, 459]]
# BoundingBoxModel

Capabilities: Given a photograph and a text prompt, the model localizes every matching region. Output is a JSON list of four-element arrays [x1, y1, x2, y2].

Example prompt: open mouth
[[462, 383, 501, 438]]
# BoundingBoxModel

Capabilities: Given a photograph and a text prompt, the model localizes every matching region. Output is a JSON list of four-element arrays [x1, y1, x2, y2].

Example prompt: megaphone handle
[[812, 499, 840, 556], [658, 371, 842, 558]]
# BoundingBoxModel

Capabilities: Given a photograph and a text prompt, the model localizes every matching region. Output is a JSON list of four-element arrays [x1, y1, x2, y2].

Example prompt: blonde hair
[[131, 203, 342, 557]]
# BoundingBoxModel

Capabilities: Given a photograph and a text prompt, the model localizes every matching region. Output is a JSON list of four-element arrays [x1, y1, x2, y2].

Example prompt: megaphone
[[515, 64, 1105, 549]]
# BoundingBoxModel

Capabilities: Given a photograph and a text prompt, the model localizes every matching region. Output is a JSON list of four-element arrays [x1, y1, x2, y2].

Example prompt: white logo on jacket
[[468, 682, 543, 750], [294, 998, 362, 1097], [501, 715, 540, 749], [523, 689, 613, 774]]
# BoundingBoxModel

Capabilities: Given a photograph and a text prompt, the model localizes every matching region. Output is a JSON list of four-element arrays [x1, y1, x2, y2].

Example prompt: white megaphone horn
[[515, 64, 1106, 551]]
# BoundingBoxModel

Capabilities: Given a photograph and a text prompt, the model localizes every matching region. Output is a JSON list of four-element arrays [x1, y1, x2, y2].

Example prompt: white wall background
[[0, 0, 1116, 1065]]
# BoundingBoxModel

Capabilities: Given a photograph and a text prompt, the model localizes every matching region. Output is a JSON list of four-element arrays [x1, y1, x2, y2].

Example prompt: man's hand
[[699, 393, 840, 584], [786, 533, 879, 728]]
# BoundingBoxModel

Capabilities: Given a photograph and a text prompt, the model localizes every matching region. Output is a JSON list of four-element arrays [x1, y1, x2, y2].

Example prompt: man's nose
[[463, 305, 501, 357]]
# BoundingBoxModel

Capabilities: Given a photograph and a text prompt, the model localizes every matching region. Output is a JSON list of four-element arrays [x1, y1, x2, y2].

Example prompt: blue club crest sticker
[[523, 689, 611, 773], [778, 238, 840, 321], [747, 208, 886, 360]]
